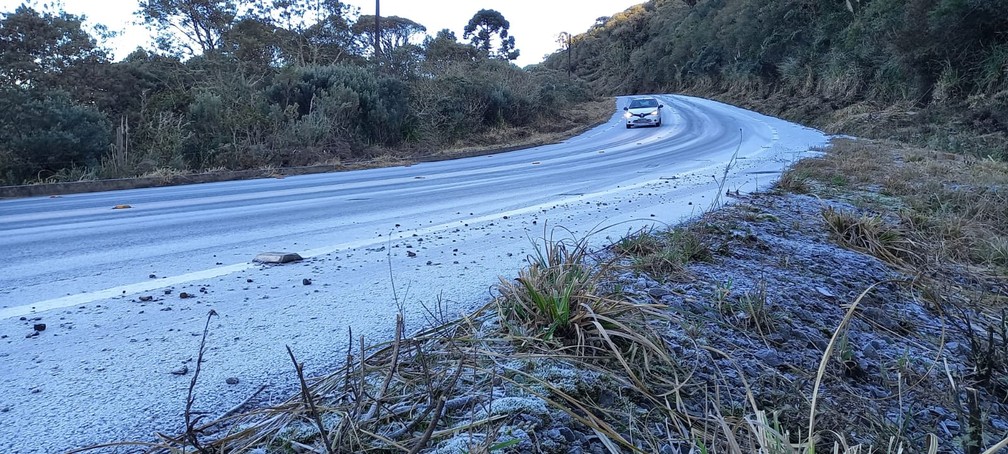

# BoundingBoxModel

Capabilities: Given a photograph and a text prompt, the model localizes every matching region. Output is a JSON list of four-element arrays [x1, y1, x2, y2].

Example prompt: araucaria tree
[[463, 9, 519, 61]]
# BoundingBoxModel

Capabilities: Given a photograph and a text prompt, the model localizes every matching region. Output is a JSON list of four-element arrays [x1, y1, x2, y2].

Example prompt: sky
[[0, 0, 645, 66]]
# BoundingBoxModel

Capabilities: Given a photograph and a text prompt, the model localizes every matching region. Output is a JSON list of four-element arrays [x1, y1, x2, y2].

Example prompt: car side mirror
[[623, 107, 628, 111], [659, 105, 664, 109]]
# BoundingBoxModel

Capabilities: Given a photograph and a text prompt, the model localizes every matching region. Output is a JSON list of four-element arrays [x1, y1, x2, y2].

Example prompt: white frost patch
[[475, 396, 551, 420]]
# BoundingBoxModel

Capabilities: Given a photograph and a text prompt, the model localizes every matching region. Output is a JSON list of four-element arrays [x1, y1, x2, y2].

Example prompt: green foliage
[[0, 87, 111, 184], [0, 6, 109, 94], [538, 0, 1008, 159], [137, 0, 240, 56], [266, 64, 411, 147], [409, 59, 589, 144], [463, 9, 519, 61], [0, 1, 599, 184], [547, 0, 1008, 106], [497, 236, 594, 340], [299, 11, 356, 65], [422, 29, 479, 72], [219, 17, 288, 69], [352, 14, 426, 57]]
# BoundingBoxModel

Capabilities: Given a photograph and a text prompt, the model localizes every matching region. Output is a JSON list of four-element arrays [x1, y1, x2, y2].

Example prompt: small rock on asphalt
[[32, 323, 46, 331], [226, 377, 239, 385], [302, 278, 312, 285]]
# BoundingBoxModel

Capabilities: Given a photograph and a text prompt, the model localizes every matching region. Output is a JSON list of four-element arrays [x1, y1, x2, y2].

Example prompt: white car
[[623, 97, 663, 129]]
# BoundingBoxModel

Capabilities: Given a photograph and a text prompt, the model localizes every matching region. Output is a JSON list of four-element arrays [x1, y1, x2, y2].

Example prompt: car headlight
[[624, 112, 632, 119], [648, 110, 659, 116]]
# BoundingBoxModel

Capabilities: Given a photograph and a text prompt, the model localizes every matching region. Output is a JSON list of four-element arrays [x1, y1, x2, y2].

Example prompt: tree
[[590, 16, 610, 31], [302, 12, 356, 65], [219, 17, 288, 68], [463, 9, 519, 61], [250, 0, 348, 31], [423, 29, 479, 72], [136, 0, 241, 56], [351, 15, 426, 56], [250, 0, 355, 65], [0, 6, 108, 89]]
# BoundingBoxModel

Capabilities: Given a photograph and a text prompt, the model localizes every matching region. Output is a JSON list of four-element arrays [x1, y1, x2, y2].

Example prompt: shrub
[[0, 87, 110, 184], [266, 64, 411, 147]]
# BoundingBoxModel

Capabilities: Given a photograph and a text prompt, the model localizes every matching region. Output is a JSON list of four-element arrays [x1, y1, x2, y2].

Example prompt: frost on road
[[0, 95, 828, 453]]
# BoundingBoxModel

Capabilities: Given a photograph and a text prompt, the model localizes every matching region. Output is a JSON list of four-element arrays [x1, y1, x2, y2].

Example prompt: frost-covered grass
[[773, 138, 1008, 453], [612, 226, 711, 278], [820, 205, 917, 266], [785, 138, 1008, 273]]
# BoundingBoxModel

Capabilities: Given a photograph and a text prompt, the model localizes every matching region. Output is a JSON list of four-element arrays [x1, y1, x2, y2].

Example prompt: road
[[0, 95, 828, 453]]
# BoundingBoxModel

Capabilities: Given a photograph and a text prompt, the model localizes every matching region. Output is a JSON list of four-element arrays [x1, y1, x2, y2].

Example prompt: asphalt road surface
[[0, 95, 828, 453]]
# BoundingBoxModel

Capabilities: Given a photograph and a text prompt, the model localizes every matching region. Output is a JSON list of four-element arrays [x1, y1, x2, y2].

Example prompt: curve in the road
[[0, 95, 830, 454], [1, 95, 818, 317]]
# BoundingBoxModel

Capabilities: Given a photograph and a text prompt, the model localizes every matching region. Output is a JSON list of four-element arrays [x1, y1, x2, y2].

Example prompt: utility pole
[[566, 32, 572, 78], [374, 0, 381, 63]]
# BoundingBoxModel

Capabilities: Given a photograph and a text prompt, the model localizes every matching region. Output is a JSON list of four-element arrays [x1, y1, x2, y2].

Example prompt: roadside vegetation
[[543, 0, 1008, 162], [0, 2, 600, 186]]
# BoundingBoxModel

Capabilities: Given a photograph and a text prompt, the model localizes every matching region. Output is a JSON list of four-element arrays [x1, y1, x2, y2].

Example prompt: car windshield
[[629, 98, 658, 109]]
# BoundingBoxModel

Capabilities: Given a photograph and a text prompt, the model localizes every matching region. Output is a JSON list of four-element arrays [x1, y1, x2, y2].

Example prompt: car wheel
[[625, 124, 632, 129], [656, 119, 662, 127]]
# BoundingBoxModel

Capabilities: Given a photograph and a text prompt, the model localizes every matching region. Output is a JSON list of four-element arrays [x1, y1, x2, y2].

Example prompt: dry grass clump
[[612, 227, 711, 278], [495, 234, 674, 391], [980, 236, 1008, 269], [735, 279, 776, 337], [138, 309, 529, 453], [799, 139, 1006, 256], [820, 206, 917, 266], [496, 237, 598, 341], [775, 169, 810, 194], [824, 103, 922, 143], [783, 138, 1008, 272]]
